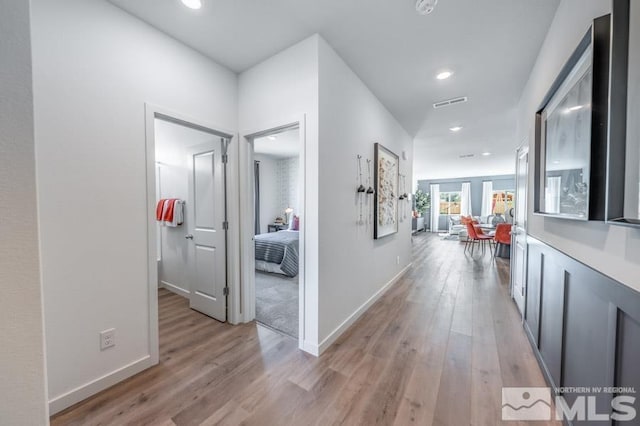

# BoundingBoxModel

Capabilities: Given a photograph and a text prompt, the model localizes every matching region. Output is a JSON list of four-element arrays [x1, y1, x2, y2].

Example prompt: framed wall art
[[374, 143, 399, 239], [533, 14, 610, 221]]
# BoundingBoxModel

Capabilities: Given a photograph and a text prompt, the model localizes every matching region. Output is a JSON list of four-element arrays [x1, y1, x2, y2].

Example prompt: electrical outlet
[[396, 256, 400, 265], [100, 328, 115, 350]]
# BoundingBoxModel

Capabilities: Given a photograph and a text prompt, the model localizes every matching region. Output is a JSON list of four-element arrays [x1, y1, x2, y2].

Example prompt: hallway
[[52, 233, 554, 425]]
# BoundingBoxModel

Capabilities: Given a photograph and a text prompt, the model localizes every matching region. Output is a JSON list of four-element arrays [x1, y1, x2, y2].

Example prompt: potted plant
[[414, 189, 430, 217]]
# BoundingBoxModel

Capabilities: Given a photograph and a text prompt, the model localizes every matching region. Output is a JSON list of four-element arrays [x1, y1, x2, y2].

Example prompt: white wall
[[254, 154, 279, 233], [317, 38, 414, 347], [0, 0, 49, 423], [254, 154, 300, 233], [277, 156, 301, 216], [31, 0, 237, 412], [239, 35, 320, 350], [518, 0, 640, 293]]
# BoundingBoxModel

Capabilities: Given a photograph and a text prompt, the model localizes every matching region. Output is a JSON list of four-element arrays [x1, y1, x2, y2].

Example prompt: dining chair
[[465, 222, 493, 255], [492, 223, 512, 258]]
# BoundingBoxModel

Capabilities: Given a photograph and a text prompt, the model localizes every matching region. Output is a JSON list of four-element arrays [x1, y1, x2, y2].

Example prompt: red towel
[[156, 199, 166, 221], [162, 198, 177, 223]]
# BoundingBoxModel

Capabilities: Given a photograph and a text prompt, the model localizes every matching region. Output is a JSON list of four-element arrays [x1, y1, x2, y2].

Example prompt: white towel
[[165, 199, 184, 227], [174, 200, 184, 226]]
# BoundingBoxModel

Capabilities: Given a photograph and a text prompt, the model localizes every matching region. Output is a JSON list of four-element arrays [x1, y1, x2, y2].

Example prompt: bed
[[254, 230, 299, 277]]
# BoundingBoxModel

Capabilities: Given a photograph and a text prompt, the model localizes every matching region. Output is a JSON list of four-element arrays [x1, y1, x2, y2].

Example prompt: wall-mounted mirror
[[608, 0, 640, 226], [534, 14, 610, 221]]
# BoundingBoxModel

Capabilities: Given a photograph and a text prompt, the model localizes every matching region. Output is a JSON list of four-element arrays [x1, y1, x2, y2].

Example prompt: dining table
[[476, 223, 496, 236]]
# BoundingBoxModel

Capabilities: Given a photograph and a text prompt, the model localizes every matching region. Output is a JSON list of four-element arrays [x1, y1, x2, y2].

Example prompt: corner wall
[[239, 34, 414, 353], [0, 0, 49, 423], [517, 0, 640, 294], [31, 0, 237, 412], [238, 35, 321, 351], [317, 38, 414, 348]]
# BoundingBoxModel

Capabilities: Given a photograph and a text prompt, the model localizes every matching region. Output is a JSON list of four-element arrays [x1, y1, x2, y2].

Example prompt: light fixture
[[436, 71, 453, 80], [481, 152, 492, 156], [181, 0, 202, 10], [449, 126, 463, 132], [267, 135, 277, 141], [284, 207, 294, 225], [416, 0, 438, 15]]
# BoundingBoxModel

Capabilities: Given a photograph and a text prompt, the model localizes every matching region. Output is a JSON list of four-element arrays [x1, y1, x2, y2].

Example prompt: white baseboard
[[316, 263, 412, 355], [300, 339, 319, 357], [160, 281, 190, 299], [48, 355, 154, 415]]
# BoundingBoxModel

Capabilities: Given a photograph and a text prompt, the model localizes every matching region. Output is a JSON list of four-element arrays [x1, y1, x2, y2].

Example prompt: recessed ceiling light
[[481, 152, 492, 156], [267, 136, 277, 141], [449, 126, 463, 132], [436, 71, 453, 80], [181, 0, 202, 9]]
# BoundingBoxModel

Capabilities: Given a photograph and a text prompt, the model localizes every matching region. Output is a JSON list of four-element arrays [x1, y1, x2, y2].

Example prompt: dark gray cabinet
[[525, 237, 640, 425]]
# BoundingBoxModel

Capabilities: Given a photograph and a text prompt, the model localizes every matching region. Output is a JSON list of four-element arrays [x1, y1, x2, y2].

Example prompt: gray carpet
[[255, 271, 298, 338]]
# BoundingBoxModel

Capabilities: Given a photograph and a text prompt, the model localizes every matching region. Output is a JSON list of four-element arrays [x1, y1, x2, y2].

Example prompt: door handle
[[185, 234, 194, 240]]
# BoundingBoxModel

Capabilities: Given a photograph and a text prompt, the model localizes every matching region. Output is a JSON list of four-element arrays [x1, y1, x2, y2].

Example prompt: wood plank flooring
[[51, 233, 558, 426]]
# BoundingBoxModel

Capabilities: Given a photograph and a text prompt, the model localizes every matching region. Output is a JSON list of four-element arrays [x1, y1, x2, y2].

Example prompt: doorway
[[145, 106, 235, 362], [241, 120, 305, 345], [511, 144, 529, 316], [251, 127, 300, 337]]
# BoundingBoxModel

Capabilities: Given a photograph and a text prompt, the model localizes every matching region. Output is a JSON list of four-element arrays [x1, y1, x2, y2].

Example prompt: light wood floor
[[52, 233, 557, 425]]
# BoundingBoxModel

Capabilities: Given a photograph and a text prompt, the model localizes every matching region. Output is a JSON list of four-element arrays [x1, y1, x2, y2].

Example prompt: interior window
[[492, 190, 514, 215], [439, 191, 461, 215]]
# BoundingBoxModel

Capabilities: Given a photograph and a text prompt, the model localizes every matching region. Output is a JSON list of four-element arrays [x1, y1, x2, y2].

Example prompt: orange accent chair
[[493, 223, 512, 257], [465, 222, 493, 255], [460, 215, 478, 225]]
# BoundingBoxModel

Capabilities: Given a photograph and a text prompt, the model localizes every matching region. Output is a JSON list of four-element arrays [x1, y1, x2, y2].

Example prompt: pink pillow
[[292, 216, 300, 231]]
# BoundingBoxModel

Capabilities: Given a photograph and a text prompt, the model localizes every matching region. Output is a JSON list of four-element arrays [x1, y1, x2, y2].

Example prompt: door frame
[[239, 115, 306, 349], [144, 103, 237, 364], [511, 143, 529, 318]]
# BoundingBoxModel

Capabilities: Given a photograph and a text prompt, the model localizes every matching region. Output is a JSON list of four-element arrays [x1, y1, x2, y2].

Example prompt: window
[[439, 192, 461, 215], [492, 190, 514, 215]]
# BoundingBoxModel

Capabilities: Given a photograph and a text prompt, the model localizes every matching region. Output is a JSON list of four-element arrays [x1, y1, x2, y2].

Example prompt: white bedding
[[255, 259, 288, 275]]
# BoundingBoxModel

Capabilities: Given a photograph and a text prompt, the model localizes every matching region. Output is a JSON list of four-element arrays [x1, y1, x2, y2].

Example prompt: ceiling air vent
[[459, 154, 475, 159], [433, 96, 468, 109]]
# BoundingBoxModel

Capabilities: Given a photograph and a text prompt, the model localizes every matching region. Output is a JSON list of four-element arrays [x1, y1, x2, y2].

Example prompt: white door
[[186, 139, 228, 321], [511, 145, 529, 316]]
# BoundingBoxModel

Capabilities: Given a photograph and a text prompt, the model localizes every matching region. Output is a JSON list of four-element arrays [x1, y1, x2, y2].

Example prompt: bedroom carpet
[[255, 271, 298, 338]]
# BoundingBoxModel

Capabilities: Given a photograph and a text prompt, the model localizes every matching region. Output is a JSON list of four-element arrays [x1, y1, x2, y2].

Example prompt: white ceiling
[[109, 0, 560, 181], [254, 128, 300, 159]]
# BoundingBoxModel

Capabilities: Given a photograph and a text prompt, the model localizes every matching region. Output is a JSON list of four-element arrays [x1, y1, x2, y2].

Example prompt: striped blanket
[[254, 230, 299, 277]]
